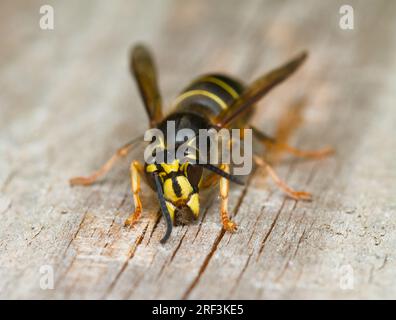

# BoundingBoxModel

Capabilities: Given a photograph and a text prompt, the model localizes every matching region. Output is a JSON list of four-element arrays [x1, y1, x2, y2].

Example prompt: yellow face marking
[[186, 193, 199, 218], [200, 76, 239, 99], [163, 176, 193, 203], [158, 172, 167, 184], [160, 159, 179, 174], [180, 163, 188, 175], [146, 164, 157, 173], [165, 201, 176, 222], [172, 89, 228, 110], [163, 179, 176, 201], [176, 176, 193, 199]]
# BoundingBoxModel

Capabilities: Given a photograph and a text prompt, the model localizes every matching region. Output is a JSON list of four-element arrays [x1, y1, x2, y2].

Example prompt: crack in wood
[[257, 198, 286, 260], [156, 227, 188, 281], [0, 199, 12, 215], [146, 210, 162, 246], [64, 207, 90, 254], [178, 90, 310, 298], [103, 188, 129, 248], [169, 228, 188, 264], [27, 225, 44, 246], [181, 167, 256, 299], [181, 228, 225, 300], [1, 170, 17, 193], [103, 223, 149, 298], [378, 254, 389, 271], [192, 206, 210, 244], [275, 213, 307, 283], [280, 201, 298, 238], [246, 204, 266, 247], [228, 251, 253, 298], [55, 202, 95, 289], [369, 254, 389, 284]]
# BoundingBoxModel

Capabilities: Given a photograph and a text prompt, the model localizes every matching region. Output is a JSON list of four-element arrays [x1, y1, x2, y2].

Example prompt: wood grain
[[0, 0, 395, 299]]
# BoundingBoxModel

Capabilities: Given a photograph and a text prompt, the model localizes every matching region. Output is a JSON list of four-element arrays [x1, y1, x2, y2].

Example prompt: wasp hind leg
[[254, 156, 312, 201], [252, 126, 334, 160], [124, 161, 144, 227], [219, 164, 238, 232]]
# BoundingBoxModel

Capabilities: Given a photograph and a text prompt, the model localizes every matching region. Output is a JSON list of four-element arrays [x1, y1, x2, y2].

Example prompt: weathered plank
[[0, 0, 395, 299]]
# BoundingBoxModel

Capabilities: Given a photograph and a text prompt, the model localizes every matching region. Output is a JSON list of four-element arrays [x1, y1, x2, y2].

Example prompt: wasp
[[70, 44, 333, 243]]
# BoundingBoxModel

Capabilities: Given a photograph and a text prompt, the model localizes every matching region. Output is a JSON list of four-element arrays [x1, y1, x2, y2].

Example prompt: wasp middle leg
[[124, 160, 144, 227], [219, 164, 238, 232], [69, 139, 138, 186]]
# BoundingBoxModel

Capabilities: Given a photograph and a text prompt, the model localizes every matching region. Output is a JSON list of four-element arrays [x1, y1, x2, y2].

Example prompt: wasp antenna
[[154, 173, 173, 243], [198, 164, 244, 185]]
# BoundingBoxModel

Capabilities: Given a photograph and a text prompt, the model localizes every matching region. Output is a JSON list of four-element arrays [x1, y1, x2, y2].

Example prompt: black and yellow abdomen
[[172, 74, 247, 124]]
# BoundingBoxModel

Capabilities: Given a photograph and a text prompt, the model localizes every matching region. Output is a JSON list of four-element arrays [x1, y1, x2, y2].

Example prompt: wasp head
[[146, 159, 203, 226], [146, 152, 243, 243]]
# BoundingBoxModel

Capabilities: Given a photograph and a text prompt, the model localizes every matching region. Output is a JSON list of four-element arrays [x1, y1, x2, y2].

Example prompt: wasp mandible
[[70, 44, 333, 243]]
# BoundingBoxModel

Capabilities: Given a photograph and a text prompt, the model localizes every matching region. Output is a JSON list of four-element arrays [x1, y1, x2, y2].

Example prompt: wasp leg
[[253, 156, 312, 201], [69, 140, 136, 186], [124, 161, 144, 227], [219, 164, 238, 232], [278, 143, 333, 159], [199, 131, 236, 190], [252, 126, 334, 160], [199, 171, 220, 189]]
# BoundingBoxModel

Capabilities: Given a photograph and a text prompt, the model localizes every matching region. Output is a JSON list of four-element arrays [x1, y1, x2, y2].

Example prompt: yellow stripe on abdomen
[[199, 76, 240, 99], [172, 89, 228, 111]]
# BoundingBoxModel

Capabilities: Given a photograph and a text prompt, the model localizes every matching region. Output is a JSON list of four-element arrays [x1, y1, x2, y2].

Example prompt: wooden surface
[[1, 0, 395, 299]]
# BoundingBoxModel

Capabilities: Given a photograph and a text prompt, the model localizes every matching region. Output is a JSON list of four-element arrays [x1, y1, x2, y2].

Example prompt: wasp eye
[[186, 165, 203, 187]]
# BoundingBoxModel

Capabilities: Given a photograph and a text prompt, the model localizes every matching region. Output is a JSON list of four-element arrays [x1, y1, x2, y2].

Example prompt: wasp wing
[[216, 51, 308, 128], [130, 44, 163, 127]]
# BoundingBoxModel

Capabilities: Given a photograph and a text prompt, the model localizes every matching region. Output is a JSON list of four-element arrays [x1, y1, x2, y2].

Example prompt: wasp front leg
[[219, 164, 238, 232], [70, 139, 137, 186], [124, 160, 144, 227]]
